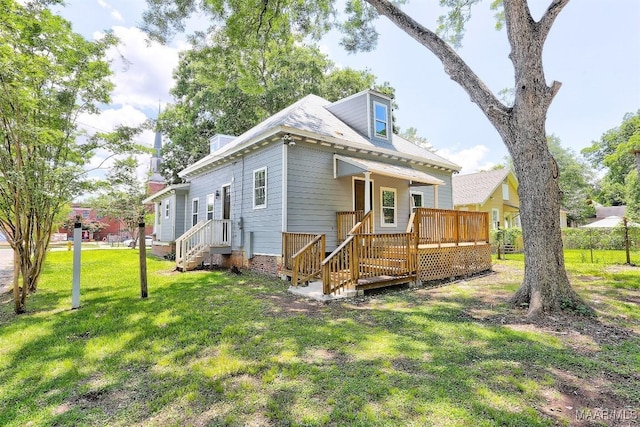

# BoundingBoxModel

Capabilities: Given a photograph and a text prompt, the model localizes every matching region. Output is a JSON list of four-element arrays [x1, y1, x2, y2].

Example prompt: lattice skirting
[[417, 244, 492, 281]]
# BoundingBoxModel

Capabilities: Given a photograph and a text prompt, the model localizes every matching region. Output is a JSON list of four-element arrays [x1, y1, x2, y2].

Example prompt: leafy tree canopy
[[582, 111, 640, 207], [0, 0, 144, 312], [546, 135, 594, 224]]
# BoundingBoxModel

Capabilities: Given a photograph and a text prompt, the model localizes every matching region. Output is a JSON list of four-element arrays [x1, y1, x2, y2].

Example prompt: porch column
[[364, 171, 371, 214], [433, 186, 439, 209]]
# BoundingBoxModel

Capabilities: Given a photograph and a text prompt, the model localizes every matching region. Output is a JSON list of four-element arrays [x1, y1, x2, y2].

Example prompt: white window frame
[[253, 167, 267, 209], [380, 187, 397, 227], [206, 194, 214, 220], [164, 200, 170, 219], [492, 208, 500, 230], [191, 198, 199, 227], [373, 101, 389, 140], [410, 190, 424, 211], [502, 183, 509, 201]]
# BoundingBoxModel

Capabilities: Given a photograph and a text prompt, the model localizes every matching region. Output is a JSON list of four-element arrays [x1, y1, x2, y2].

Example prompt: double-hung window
[[492, 208, 500, 230], [373, 101, 388, 139], [381, 187, 397, 227], [253, 167, 267, 209], [410, 191, 424, 211], [206, 194, 214, 220], [192, 198, 199, 227]]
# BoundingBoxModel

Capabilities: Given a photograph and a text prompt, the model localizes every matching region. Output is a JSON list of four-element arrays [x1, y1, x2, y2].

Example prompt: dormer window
[[373, 101, 388, 139]]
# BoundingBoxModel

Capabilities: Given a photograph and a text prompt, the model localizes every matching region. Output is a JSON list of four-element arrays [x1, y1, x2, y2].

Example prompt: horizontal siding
[[188, 163, 234, 226], [158, 194, 173, 242], [175, 193, 187, 238], [287, 146, 351, 249], [326, 95, 368, 137], [286, 144, 456, 250], [240, 143, 282, 255]]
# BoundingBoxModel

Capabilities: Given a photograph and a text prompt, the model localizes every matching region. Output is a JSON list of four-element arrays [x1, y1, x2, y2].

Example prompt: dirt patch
[[262, 293, 328, 317]]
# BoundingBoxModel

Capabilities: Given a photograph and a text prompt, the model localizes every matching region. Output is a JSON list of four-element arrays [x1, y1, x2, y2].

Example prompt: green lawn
[[0, 249, 638, 426]]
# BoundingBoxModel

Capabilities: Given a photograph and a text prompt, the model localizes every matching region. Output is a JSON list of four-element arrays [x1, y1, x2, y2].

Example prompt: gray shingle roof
[[452, 168, 511, 206], [180, 94, 459, 177]]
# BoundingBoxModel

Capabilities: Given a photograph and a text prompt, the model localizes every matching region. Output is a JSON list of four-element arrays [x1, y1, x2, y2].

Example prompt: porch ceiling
[[334, 155, 444, 186]]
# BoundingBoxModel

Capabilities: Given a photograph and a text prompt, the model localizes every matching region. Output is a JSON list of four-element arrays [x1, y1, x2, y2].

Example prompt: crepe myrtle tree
[[0, 0, 146, 313], [143, 0, 588, 317]]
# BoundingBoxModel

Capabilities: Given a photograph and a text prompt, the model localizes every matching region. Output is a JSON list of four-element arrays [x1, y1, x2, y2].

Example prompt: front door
[[353, 179, 373, 212], [222, 185, 231, 242]]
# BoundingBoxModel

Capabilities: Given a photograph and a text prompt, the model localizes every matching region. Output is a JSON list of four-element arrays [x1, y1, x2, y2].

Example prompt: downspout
[[282, 142, 288, 232]]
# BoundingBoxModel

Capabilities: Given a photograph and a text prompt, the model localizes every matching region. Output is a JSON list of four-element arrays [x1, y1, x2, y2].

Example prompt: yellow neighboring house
[[452, 169, 520, 230]]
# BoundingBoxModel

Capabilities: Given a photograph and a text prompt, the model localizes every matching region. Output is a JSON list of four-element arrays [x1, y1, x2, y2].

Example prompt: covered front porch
[[282, 208, 491, 296]]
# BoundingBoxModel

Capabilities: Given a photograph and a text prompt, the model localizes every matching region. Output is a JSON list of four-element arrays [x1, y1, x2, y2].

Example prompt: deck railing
[[291, 234, 326, 286], [176, 219, 231, 269], [336, 210, 364, 243], [347, 210, 373, 235], [410, 208, 489, 246], [282, 232, 322, 272], [322, 232, 416, 295], [321, 235, 356, 295], [355, 233, 416, 279]]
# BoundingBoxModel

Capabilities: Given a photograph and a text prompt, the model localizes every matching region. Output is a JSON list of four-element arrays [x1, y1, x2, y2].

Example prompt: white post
[[433, 186, 439, 209], [364, 171, 371, 214], [72, 218, 81, 309]]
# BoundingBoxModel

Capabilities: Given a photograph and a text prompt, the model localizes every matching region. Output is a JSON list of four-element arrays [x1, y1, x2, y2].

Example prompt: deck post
[[364, 171, 371, 214]]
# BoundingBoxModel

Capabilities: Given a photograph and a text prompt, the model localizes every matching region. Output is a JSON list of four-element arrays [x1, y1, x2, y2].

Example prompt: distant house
[[144, 89, 493, 294], [453, 169, 573, 230], [452, 169, 520, 229]]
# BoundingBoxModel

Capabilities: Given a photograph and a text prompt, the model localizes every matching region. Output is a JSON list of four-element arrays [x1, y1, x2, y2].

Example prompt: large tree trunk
[[367, 0, 586, 317], [502, 115, 582, 316]]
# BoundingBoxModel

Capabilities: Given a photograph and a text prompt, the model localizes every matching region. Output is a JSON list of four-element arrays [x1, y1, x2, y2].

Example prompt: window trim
[[164, 200, 170, 219], [373, 101, 389, 140], [191, 197, 199, 227], [206, 194, 214, 220], [380, 186, 397, 227], [253, 167, 267, 209], [410, 190, 424, 211], [502, 182, 509, 201], [492, 208, 500, 230]]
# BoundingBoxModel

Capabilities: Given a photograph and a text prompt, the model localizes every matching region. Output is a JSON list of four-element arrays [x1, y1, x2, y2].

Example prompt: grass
[[0, 249, 638, 426]]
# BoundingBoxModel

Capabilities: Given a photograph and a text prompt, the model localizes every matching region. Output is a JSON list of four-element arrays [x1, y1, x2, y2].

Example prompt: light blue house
[[145, 89, 464, 280]]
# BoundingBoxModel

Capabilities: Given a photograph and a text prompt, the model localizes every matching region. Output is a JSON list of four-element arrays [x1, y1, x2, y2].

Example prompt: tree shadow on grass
[[1, 261, 638, 426]]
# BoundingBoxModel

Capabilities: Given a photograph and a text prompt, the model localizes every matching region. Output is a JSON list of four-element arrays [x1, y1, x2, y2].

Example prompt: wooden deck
[[283, 208, 491, 296]]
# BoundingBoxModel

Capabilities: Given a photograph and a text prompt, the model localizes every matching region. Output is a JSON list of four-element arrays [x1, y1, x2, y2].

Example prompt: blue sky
[[56, 0, 640, 175]]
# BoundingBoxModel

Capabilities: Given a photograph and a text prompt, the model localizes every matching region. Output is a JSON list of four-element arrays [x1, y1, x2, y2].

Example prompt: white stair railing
[[176, 219, 231, 270]]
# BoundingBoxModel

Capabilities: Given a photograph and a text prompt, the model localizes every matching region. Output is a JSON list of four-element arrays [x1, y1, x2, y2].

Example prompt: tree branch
[[364, 0, 510, 130], [537, 0, 570, 43]]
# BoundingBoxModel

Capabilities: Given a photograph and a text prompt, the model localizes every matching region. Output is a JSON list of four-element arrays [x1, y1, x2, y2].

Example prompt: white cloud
[[96, 0, 124, 23], [95, 26, 182, 109], [110, 9, 124, 22], [436, 145, 496, 174], [77, 106, 158, 182]]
